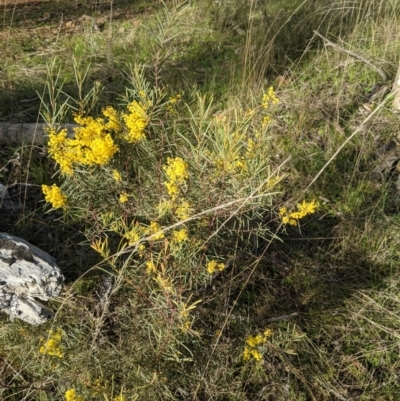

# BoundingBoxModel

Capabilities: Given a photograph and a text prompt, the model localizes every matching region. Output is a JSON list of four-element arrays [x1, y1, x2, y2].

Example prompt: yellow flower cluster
[[243, 329, 273, 362], [214, 156, 246, 174], [124, 222, 145, 245], [65, 389, 84, 401], [88, 378, 108, 397], [157, 200, 173, 218], [161, 157, 192, 252], [178, 303, 191, 332], [261, 87, 279, 128], [261, 115, 272, 127], [113, 394, 127, 401], [121, 100, 147, 143], [262, 86, 279, 109], [172, 228, 188, 243], [48, 110, 119, 175], [119, 192, 129, 203], [163, 157, 189, 200], [206, 260, 225, 274], [267, 175, 284, 188], [167, 93, 182, 113], [112, 169, 122, 182], [279, 199, 318, 226], [47, 100, 149, 175], [175, 200, 191, 220], [169, 93, 182, 104], [42, 184, 68, 209], [39, 329, 63, 358], [160, 159, 191, 246], [138, 243, 146, 256], [208, 126, 251, 175], [149, 221, 165, 241], [177, 299, 200, 333], [146, 260, 156, 274], [123, 220, 165, 245], [102, 106, 121, 132], [245, 138, 256, 159], [124, 230, 141, 245]]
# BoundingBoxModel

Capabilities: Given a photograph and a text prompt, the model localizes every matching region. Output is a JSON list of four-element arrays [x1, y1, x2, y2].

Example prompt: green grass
[[2, 0, 400, 400]]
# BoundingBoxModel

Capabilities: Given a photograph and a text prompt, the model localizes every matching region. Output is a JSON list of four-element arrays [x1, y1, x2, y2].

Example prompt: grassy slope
[[1, 0, 400, 400]]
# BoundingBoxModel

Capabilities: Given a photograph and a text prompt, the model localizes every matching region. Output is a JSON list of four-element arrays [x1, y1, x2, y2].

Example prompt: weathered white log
[[392, 61, 400, 111], [0, 233, 64, 325], [0, 123, 77, 145]]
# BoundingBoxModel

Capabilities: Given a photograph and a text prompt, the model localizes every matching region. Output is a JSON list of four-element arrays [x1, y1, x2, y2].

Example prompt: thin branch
[[313, 30, 388, 82], [305, 95, 390, 192], [264, 312, 299, 323]]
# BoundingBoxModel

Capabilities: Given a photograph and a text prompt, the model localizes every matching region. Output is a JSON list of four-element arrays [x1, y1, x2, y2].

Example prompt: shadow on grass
[[0, 0, 392, 122], [0, 0, 156, 32]]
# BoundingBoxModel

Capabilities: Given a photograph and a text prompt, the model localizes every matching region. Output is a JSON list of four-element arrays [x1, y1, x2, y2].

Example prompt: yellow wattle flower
[[172, 228, 189, 243], [121, 100, 147, 143], [42, 184, 67, 209]]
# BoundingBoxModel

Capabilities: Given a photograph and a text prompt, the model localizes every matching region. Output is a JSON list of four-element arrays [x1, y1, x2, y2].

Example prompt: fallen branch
[[313, 30, 388, 82], [264, 312, 299, 323], [392, 63, 400, 111], [313, 31, 400, 111], [0, 123, 77, 145]]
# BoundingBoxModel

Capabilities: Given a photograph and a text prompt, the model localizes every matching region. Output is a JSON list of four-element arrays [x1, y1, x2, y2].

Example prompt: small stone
[[0, 233, 64, 325]]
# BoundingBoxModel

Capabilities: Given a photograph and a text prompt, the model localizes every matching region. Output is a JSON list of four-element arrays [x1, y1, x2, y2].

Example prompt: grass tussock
[[2, 0, 400, 400]]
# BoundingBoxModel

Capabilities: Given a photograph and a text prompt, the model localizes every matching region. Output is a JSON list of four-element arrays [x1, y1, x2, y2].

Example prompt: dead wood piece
[[392, 67, 400, 111], [0, 123, 77, 145], [0, 233, 64, 325], [313, 30, 400, 112], [313, 31, 388, 82], [264, 312, 299, 323]]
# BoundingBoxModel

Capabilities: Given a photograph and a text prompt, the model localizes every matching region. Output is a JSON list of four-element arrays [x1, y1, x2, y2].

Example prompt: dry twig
[[313, 30, 388, 82]]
